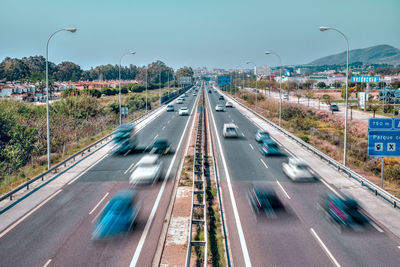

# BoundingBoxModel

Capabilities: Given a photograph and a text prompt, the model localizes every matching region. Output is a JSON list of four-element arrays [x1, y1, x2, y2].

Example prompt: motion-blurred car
[[223, 123, 238, 138], [92, 190, 140, 240], [255, 129, 270, 142], [225, 101, 233, 108], [130, 154, 163, 185], [150, 139, 170, 155], [215, 104, 224, 112], [248, 184, 284, 217], [166, 105, 174, 112], [208, 90, 212, 93], [184, 93, 188, 97], [112, 123, 137, 154], [282, 157, 316, 182], [179, 107, 189, 116], [320, 193, 369, 230], [177, 98, 183, 104], [283, 94, 289, 100], [219, 95, 224, 100], [260, 139, 281, 155], [330, 104, 339, 112]]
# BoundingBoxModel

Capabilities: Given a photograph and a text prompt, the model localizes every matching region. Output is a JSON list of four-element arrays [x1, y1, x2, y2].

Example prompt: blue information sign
[[368, 118, 400, 157], [351, 76, 380, 83], [217, 76, 231, 86]]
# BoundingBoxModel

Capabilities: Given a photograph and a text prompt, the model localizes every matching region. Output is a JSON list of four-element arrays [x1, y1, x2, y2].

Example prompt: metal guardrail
[[186, 85, 208, 267], [216, 86, 400, 209], [0, 87, 194, 205]]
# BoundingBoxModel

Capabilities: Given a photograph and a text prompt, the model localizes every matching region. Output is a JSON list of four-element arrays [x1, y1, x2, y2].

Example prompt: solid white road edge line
[[43, 259, 52, 267], [249, 144, 254, 150], [153, 134, 159, 140], [129, 92, 199, 267], [310, 228, 341, 267], [207, 94, 252, 267], [276, 181, 291, 199], [0, 189, 62, 239], [260, 158, 268, 169], [89, 192, 109, 215], [369, 221, 384, 233]]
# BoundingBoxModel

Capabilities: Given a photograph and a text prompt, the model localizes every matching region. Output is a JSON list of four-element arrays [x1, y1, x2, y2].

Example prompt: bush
[[384, 166, 400, 181], [300, 136, 310, 143], [282, 106, 304, 121]]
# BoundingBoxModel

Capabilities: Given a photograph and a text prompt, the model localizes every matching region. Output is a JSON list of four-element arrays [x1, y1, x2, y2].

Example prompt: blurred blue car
[[92, 190, 140, 240], [260, 139, 281, 155]]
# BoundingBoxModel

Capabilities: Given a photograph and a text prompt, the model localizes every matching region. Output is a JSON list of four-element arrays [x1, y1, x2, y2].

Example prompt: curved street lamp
[[319, 26, 349, 166], [119, 51, 136, 124], [265, 51, 283, 127], [45, 27, 77, 170], [246, 61, 258, 112]]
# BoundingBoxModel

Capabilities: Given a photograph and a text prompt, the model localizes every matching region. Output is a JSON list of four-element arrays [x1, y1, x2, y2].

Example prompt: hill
[[308, 44, 400, 66]]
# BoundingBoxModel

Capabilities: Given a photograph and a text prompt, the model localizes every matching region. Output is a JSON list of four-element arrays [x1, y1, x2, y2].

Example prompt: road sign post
[[368, 118, 400, 188]]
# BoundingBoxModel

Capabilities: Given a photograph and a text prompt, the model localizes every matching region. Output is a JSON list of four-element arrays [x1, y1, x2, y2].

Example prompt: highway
[[0, 87, 199, 267], [206, 84, 400, 267]]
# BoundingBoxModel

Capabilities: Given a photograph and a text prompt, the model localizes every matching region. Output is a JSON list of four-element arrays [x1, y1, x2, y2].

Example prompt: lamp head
[[129, 51, 136, 55], [319, 26, 329, 32], [64, 28, 77, 33], [265, 51, 271, 55]]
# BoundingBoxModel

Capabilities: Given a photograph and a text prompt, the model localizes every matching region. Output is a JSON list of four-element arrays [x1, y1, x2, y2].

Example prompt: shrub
[[384, 166, 400, 181], [282, 106, 304, 121], [300, 136, 310, 143]]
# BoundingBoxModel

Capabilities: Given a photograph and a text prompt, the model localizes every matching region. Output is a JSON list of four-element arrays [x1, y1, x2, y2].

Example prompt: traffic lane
[[207, 94, 332, 267], [217, 90, 400, 266], [0, 91, 198, 267]]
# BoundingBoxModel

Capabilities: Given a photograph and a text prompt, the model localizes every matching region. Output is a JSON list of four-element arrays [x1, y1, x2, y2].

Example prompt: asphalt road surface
[[0, 87, 199, 267], [207, 85, 400, 267]]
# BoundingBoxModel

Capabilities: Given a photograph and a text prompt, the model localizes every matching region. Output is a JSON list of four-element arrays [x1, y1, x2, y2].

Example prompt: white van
[[223, 123, 238, 138]]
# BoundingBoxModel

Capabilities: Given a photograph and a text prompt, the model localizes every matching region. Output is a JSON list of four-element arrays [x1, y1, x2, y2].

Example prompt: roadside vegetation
[[227, 88, 400, 197]]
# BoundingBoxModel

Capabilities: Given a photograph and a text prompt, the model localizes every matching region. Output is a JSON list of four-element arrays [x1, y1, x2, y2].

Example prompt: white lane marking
[[310, 228, 341, 267], [398, 246, 400, 249], [153, 134, 159, 140], [130, 92, 199, 267], [249, 144, 254, 150], [319, 179, 341, 197], [162, 126, 166, 130], [242, 132, 245, 137], [92, 201, 108, 223], [67, 153, 109, 185], [276, 181, 291, 199], [207, 94, 252, 266], [89, 192, 109, 215], [167, 120, 170, 124], [124, 161, 136, 174], [370, 221, 384, 233], [0, 189, 62, 239], [260, 158, 268, 169], [123, 149, 131, 156], [43, 259, 52, 267]]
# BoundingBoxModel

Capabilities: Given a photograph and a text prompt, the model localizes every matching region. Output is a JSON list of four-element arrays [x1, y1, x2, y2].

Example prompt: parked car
[[92, 190, 140, 240], [179, 107, 189, 116], [166, 105, 174, 112], [215, 104, 224, 112], [260, 139, 281, 155], [225, 101, 233, 108], [248, 184, 284, 217], [223, 123, 238, 138], [177, 98, 183, 104], [282, 157, 316, 182], [150, 139, 170, 155], [219, 95, 224, 100], [283, 94, 289, 100], [255, 129, 270, 142], [330, 104, 339, 112], [130, 154, 163, 185], [320, 193, 369, 230], [208, 90, 212, 93]]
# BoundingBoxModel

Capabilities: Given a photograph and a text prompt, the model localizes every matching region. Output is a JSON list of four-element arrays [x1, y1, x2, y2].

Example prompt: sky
[[1, 0, 399, 70]]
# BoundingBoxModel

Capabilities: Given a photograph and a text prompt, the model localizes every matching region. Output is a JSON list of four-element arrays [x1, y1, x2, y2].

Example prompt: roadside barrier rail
[[186, 85, 208, 267], [216, 86, 400, 209]]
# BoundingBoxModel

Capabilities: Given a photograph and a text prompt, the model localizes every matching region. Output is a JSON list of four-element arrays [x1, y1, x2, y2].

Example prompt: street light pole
[[265, 51, 283, 127], [119, 51, 136, 125], [246, 61, 258, 112], [320, 26, 349, 166], [145, 67, 148, 113], [45, 27, 76, 170]]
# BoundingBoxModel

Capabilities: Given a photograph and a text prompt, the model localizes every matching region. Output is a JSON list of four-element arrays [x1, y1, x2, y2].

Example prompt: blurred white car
[[282, 157, 316, 182], [177, 98, 183, 104], [130, 154, 162, 185], [223, 123, 238, 138], [215, 104, 224, 112], [179, 107, 189, 116], [225, 101, 233, 108]]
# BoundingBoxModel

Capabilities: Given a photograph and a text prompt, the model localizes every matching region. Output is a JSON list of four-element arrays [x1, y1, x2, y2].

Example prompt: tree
[[322, 94, 332, 106], [304, 91, 314, 106], [294, 91, 302, 104], [367, 100, 381, 118], [303, 80, 316, 89], [53, 62, 82, 81], [176, 66, 194, 84], [317, 82, 326, 88], [332, 80, 343, 88]]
